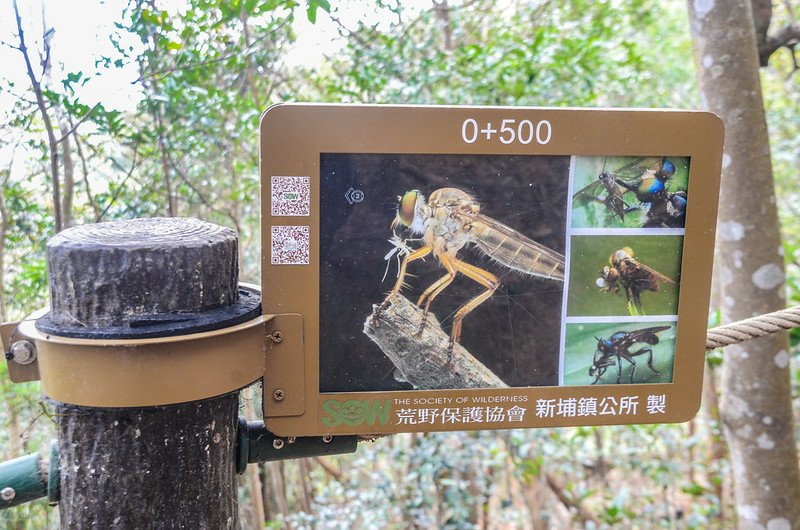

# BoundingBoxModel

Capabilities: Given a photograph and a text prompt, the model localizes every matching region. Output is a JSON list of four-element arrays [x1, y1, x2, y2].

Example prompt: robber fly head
[[610, 247, 634, 267], [596, 336, 614, 353], [392, 189, 428, 235], [656, 158, 676, 181], [596, 265, 619, 292], [589, 342, 613, 377]]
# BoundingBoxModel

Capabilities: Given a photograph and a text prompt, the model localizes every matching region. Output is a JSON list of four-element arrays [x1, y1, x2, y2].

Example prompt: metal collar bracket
[[2, 311, 273, 407]]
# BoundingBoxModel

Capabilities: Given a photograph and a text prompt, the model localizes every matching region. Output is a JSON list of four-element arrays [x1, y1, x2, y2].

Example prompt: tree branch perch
[[364, 294, 507, 390]]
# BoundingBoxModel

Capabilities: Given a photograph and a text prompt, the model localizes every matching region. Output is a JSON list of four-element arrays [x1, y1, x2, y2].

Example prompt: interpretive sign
[[260, 104, 723, 436]]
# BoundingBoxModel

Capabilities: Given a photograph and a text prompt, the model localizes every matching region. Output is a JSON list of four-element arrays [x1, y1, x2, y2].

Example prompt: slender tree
[[12, 0, 62, 232], [689, 1, 800, 527]]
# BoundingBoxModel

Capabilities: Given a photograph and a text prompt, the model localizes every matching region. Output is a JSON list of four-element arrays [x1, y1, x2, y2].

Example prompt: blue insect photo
[[571, 156, 690, 229]]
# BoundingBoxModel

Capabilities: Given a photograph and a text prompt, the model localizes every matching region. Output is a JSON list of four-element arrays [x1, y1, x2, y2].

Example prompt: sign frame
[[260, 103, 723, 437]]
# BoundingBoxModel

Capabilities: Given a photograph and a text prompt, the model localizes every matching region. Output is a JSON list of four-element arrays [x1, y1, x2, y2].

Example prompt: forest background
[[0, 0, 799, 528]]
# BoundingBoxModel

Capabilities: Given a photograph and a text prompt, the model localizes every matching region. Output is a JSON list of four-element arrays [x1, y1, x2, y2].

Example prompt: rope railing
[[705, 305, 800, 350]]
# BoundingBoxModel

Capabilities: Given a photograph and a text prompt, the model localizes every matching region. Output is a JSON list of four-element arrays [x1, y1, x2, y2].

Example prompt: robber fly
[[596, 247, 675, 316], [573, 157, 681, 225], [573, 157, 638, 221], [376, 187, 565, 351], [589, 325, 671, 384], [615, 157, 676, 203]]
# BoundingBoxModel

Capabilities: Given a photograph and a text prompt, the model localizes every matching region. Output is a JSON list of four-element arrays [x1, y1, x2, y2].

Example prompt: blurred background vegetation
[[0, 0, 798, 528]]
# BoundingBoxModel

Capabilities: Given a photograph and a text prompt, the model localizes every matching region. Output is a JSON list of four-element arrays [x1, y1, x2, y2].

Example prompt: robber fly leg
[[449, 258, 499, 347], [376, 245, 431, 317], [416, 255, 457, 335], [624, 348, 658, 383], [627, 357, 637, 383], [632, 292, 645, 316], [632, 346, 660, 375]]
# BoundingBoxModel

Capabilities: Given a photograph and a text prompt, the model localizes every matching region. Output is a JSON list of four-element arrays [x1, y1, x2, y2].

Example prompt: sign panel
[[260, 104, 723, 436]]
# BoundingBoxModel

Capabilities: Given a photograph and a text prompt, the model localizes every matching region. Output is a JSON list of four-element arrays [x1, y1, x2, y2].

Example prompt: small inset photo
[[571, 156, 689, 229], [563, 322, 676, 386], [567, 235, 682, 316]]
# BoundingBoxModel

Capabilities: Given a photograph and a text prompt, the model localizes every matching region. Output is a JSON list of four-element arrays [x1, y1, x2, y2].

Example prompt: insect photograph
[[571, 156, 690, 229], [563, 322, 676, 385], [568, 235, 682, 317], [597, 247, 676, 316], [376, 187, 565, 349], [318, 153, 569, 392]]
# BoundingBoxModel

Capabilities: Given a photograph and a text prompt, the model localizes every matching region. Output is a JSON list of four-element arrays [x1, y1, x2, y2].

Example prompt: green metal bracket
[[236, 418, 359, 474], [0, 441, 58, 509], [0, 418, 359, 509]]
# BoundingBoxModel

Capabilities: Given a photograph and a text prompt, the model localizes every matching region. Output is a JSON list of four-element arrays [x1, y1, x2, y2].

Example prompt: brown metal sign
[[260, 103, 723, 436]]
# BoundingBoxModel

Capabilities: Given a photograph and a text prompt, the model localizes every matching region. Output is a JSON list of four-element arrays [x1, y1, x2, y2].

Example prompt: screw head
[[273, 389, 285, 401], [9, 341, 36, 365], [322, 434, 333, 444], [271, 331, 284, 343], [1, 487, 15, 501], [272, 438, 285, 450]]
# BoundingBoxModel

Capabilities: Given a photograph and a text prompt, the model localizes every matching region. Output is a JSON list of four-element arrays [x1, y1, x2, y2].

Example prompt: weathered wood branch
[[364, 294, 507, 390]]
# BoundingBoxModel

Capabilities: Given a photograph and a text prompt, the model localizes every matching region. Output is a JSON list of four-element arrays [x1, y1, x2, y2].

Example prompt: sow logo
[[321, 399, 392, 427]]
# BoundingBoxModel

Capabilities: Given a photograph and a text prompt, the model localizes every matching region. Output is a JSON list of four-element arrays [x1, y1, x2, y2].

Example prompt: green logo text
[[321, 399, 392, 426]]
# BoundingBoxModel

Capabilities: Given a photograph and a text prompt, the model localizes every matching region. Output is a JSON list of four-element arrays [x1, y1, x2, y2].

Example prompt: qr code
[[271, 226, 310, 265], [271, 176, 310, 216]]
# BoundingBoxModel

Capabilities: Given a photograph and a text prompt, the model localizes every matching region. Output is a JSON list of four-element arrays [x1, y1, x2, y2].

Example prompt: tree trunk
[[688, 1, 800, 528], [69, 127, 101, 221], [243, 390, 266, 529], [702, 363, 727, 522], [156, 114, 178, 217], [13, 0, 62, 232], [268, 461, 291, 529], [0, 173, 8, 322], [56, 110, 75, 229], [47, 217, 241, 528]]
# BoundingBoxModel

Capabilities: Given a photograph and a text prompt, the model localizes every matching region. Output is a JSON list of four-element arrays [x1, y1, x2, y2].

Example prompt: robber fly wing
[[635, 259, 676, 284], [462, 212, 565, 281], [615, 156, 663, 175], [627, 325, 672, 341], [572, 180, 606, 206], [612, 156, 668, 187]]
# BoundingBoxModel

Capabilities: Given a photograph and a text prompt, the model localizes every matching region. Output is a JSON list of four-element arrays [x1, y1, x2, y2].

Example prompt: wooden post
[[46, 218, 241, 528]]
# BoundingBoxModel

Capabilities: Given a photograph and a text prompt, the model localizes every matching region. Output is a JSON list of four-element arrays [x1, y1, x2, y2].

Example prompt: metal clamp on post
[[1, 285, 272, 408], [262, 313, 306, 418]]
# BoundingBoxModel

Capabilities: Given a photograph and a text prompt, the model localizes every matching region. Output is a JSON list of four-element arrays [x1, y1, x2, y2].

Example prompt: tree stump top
[[46, 217, 239, 329], [47, 217, 235, 250]]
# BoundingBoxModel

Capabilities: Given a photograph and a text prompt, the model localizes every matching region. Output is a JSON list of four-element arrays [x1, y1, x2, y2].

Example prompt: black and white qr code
[[271, 225, 310, 265], [271, 176, 310, 216]]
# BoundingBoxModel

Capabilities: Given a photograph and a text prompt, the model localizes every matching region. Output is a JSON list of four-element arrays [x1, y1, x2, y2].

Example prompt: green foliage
[[311, 0, 696, 108], [307, 0, 330, 23]]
